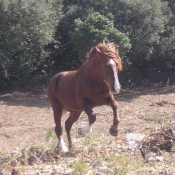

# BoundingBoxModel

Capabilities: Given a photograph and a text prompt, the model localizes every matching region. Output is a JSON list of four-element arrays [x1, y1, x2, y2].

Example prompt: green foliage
[[0, 0, 175, 90], [91, 0, 172, 85], [70, 12, 131, 62], [0, 0, 62, 89]]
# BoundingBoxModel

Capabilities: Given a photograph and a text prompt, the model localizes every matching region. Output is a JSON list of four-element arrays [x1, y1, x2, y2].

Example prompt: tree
[[0, 0, 62, 89], [69, 12, 131, 63], [52, 0, 117, 72], [107, 0, 172, 84]]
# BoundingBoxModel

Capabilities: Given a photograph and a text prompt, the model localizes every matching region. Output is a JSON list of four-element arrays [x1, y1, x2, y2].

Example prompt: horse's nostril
[[112, 87, 115, 91], [111, 87, 117, 92]]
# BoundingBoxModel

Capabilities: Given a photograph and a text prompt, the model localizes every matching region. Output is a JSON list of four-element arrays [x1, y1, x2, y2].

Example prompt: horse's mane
[[87, 41, 123, 71]]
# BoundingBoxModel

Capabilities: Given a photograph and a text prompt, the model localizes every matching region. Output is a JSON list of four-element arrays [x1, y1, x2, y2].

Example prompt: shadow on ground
[[0, 91, 49, 108], [115, 85, 175, 102], [0, 86, 175, 108]]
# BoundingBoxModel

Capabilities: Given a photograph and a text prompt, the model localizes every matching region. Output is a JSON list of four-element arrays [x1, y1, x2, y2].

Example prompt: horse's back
[[47, 72, 65, 103], [47, 71, 81, 110]]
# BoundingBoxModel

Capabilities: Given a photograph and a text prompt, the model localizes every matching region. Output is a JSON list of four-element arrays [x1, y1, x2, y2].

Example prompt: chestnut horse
[[47, 42, 122, 152]]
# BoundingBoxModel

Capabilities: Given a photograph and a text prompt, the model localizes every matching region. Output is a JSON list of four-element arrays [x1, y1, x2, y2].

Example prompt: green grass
[[142, 114, 167, 123], [45, 127, 57, 141], [71, 159, 89, 175]]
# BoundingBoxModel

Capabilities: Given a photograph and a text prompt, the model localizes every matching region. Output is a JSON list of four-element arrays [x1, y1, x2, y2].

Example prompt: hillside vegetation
[[0, 0, 175, 90]]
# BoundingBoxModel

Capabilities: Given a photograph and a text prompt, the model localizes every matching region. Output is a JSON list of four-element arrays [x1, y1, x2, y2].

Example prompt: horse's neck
[[82, 62, 102, 84]]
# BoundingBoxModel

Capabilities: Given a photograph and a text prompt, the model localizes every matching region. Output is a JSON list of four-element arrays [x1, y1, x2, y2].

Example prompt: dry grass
[[1, 87, 175, 174], [1, 130, 175, 175]]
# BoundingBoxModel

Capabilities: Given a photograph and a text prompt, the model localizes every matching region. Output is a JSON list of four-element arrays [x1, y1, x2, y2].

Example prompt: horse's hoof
[[78, 128, 82, 135], [109, 128, 118, 136], [59, 143, 69, 153]]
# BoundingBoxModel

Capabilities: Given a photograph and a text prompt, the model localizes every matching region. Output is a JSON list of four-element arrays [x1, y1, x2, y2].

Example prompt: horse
[[47, 42, 122, 152]]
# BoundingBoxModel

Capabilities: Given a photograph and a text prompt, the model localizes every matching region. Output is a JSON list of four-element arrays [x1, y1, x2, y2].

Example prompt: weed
[[84, 135, 94, 145], [45, 127, 57, 141], [71, 159, 89, 175], [108, 153, 131, 175], [0, 149, 11, 168], [140, 114, 168, 124], [171, 142, 175, 152]]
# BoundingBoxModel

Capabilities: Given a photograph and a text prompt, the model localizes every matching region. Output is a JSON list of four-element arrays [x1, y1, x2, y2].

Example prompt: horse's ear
[[87, 47, 101, 59], [115, 45, 119, 53]]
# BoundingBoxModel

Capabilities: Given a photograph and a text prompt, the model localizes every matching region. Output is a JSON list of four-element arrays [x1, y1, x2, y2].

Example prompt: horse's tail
[[46, 73, 62, 103]]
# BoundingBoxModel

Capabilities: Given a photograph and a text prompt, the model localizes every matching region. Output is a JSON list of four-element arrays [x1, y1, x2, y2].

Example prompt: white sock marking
[[59, 138, 68, 152], [80, 124, 92, 135]]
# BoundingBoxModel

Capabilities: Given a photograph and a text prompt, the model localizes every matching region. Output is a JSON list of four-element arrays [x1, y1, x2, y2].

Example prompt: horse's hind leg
[[65, 111, 82, 148], [51, 102, 68, 152]]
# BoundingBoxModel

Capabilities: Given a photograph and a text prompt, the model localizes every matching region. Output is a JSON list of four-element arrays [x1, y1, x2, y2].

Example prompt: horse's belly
[[86, 92, 109, 108]]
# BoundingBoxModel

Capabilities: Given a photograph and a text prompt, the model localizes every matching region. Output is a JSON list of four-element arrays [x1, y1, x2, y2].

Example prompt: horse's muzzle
[[111, 86, 120, 94], [111, 77, 121, 94]]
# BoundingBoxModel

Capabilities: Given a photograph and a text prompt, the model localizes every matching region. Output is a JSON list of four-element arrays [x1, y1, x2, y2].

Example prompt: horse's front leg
[[106, 97, 120, 136], [78, 99, 96, 135]]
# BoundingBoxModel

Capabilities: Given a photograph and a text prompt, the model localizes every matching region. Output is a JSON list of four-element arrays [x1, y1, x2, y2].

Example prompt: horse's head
[[87, 42, 122, 93]]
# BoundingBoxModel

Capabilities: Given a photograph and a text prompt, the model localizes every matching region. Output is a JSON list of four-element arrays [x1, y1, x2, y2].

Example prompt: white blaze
[[109, 59, 115, 66], [110, 59, 120, 93]]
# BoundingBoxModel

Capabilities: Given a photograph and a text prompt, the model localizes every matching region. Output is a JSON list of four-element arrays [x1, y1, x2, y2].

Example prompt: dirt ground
[[0, 86, 175, 152]]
